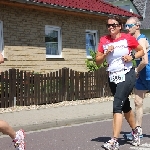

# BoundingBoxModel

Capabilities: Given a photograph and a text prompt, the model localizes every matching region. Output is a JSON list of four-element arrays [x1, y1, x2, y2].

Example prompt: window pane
[[45, 30, 59, 55], [120, 5, 130, 11], [86, 33, 95, 56], [46, 42, 59, 55]]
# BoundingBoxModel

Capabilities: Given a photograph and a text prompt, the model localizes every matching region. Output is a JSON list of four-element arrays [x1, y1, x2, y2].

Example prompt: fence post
[[103, 86, 105, 97], [14, 97, 16, 107], [8, 69, 17, 107], [12, 69, 16, 107]]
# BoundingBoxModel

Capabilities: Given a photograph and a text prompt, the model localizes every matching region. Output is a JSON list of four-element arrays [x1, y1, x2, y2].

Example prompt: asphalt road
[[1, 113, 150, 150]]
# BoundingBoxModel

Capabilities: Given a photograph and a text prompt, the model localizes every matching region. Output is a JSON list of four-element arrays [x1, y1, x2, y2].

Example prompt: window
[[45, 25, 62, 58], [119, 5, 130, 12], [0, 21, 4, 55], [86, 30, 98, 58]]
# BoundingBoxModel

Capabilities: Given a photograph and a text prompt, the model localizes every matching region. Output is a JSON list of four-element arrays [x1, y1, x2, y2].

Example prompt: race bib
[[109, 72, 125, 84]]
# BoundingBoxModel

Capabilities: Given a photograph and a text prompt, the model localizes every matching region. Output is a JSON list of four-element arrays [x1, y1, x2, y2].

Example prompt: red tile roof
[[30, 0, 141, 18]]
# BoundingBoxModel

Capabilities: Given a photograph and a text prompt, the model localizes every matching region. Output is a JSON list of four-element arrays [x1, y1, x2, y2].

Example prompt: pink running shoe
[[13, 129, 25, 150]]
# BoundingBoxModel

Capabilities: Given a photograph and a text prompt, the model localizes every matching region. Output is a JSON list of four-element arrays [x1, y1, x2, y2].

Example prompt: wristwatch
[[135, 68, 139, 76], [131, 53, 135, 60], [135, 68, 138, 73]]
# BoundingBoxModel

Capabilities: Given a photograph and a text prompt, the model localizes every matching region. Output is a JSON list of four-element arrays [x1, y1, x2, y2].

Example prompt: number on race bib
[[109, 73, 125, 84]]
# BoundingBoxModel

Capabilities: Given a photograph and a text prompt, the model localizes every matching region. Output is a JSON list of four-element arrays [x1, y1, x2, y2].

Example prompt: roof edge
[[9, 0, 143, 19]]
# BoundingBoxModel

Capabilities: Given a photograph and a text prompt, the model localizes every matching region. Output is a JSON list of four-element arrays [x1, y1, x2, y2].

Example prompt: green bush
[[85, 49, 136, 72], [132, 60, 137, 67], [85, 50, 107, 71]]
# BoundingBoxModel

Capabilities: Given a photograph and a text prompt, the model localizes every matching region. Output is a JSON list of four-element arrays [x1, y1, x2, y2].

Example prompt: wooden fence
[[0, 68, 112, 108]]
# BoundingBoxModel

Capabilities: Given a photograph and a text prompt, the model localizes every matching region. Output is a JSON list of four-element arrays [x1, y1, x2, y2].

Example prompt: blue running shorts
[[135, 77, 150, 91]]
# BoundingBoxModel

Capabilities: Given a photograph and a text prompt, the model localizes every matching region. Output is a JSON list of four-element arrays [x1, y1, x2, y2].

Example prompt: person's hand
[[122, 55, 132, 62], [0, 53, 4, 64], [105, 45, 114, 56]]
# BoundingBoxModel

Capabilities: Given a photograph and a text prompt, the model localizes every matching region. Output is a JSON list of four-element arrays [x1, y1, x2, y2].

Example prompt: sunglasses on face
[[106, 23, 120, 28], [125, 24, 136, 29]]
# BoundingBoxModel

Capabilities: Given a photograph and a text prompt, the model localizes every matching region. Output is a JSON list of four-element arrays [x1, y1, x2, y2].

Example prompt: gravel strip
[[0, 93, 150, 114]]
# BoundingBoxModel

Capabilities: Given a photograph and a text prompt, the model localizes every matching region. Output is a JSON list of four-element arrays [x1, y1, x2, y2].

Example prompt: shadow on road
[[121, 131, 150, 139], [142, 134, 150, 138], [91, 133, 133, 146], [91, 136, 110, 143]]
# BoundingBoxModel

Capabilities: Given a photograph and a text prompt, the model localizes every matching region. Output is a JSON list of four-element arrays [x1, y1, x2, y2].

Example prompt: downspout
[[142, 0, 147, 18]]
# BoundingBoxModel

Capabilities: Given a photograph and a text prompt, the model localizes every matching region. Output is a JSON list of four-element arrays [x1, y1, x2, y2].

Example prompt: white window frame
[[0, 21, 4, 57], [86, 30, 98, 59], [45, 25, 62, 58]]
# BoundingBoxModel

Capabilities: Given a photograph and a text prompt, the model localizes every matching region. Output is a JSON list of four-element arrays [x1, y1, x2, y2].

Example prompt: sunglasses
[[106, 24, 120, 28], [125, 24, 136, 29]]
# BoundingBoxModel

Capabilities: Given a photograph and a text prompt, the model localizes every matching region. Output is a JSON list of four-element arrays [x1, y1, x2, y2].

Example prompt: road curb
[[14, 105, 150, 131], [9, 106, 150, 133], [0, 97, 150, 134]]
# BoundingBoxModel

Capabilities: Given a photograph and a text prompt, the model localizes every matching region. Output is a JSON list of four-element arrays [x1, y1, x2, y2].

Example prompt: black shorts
[[108, 68, 136, 113]]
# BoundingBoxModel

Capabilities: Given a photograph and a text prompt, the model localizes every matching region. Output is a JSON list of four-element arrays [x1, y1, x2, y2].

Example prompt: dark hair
[[107, 15, 123, 29]]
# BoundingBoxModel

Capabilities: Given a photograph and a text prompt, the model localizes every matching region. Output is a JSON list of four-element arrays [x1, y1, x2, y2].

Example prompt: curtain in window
[[86, 33, 95, 56], [45, 30, 59, 55]]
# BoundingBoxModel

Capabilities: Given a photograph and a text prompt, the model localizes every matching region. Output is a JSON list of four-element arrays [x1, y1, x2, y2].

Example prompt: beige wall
[[0, 4, 107, 73]]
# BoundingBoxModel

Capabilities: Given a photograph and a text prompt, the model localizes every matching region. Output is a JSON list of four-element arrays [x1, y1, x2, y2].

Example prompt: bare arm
[[0, 50, 4, 64], [136, 38, 148, 72], [122, 44, 144, 62], [0, 54, 4, 64], [96, 45, 114, 65], [134, 44, 145, 59], [95, 51, 107, 65]]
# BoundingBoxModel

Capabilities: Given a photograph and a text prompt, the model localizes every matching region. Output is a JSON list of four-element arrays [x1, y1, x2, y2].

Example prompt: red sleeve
[[127, 34, 139, 49], [98, 37, 105, 53]]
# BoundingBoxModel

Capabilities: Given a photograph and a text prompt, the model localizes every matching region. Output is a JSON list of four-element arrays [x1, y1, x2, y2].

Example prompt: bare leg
[[0, 120, 16, 139], [124, 110, 136, 129], [134, 89, 147, 127], [113, 113, 123, 138]]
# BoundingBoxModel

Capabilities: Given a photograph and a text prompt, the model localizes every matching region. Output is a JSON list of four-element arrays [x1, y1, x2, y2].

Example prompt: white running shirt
[[98, 33, 139, 73]]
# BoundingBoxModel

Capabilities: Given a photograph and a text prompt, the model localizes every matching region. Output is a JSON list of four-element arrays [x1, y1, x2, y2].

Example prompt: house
[[104, 0, 150, 40], [0, 0, 141, 73]]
